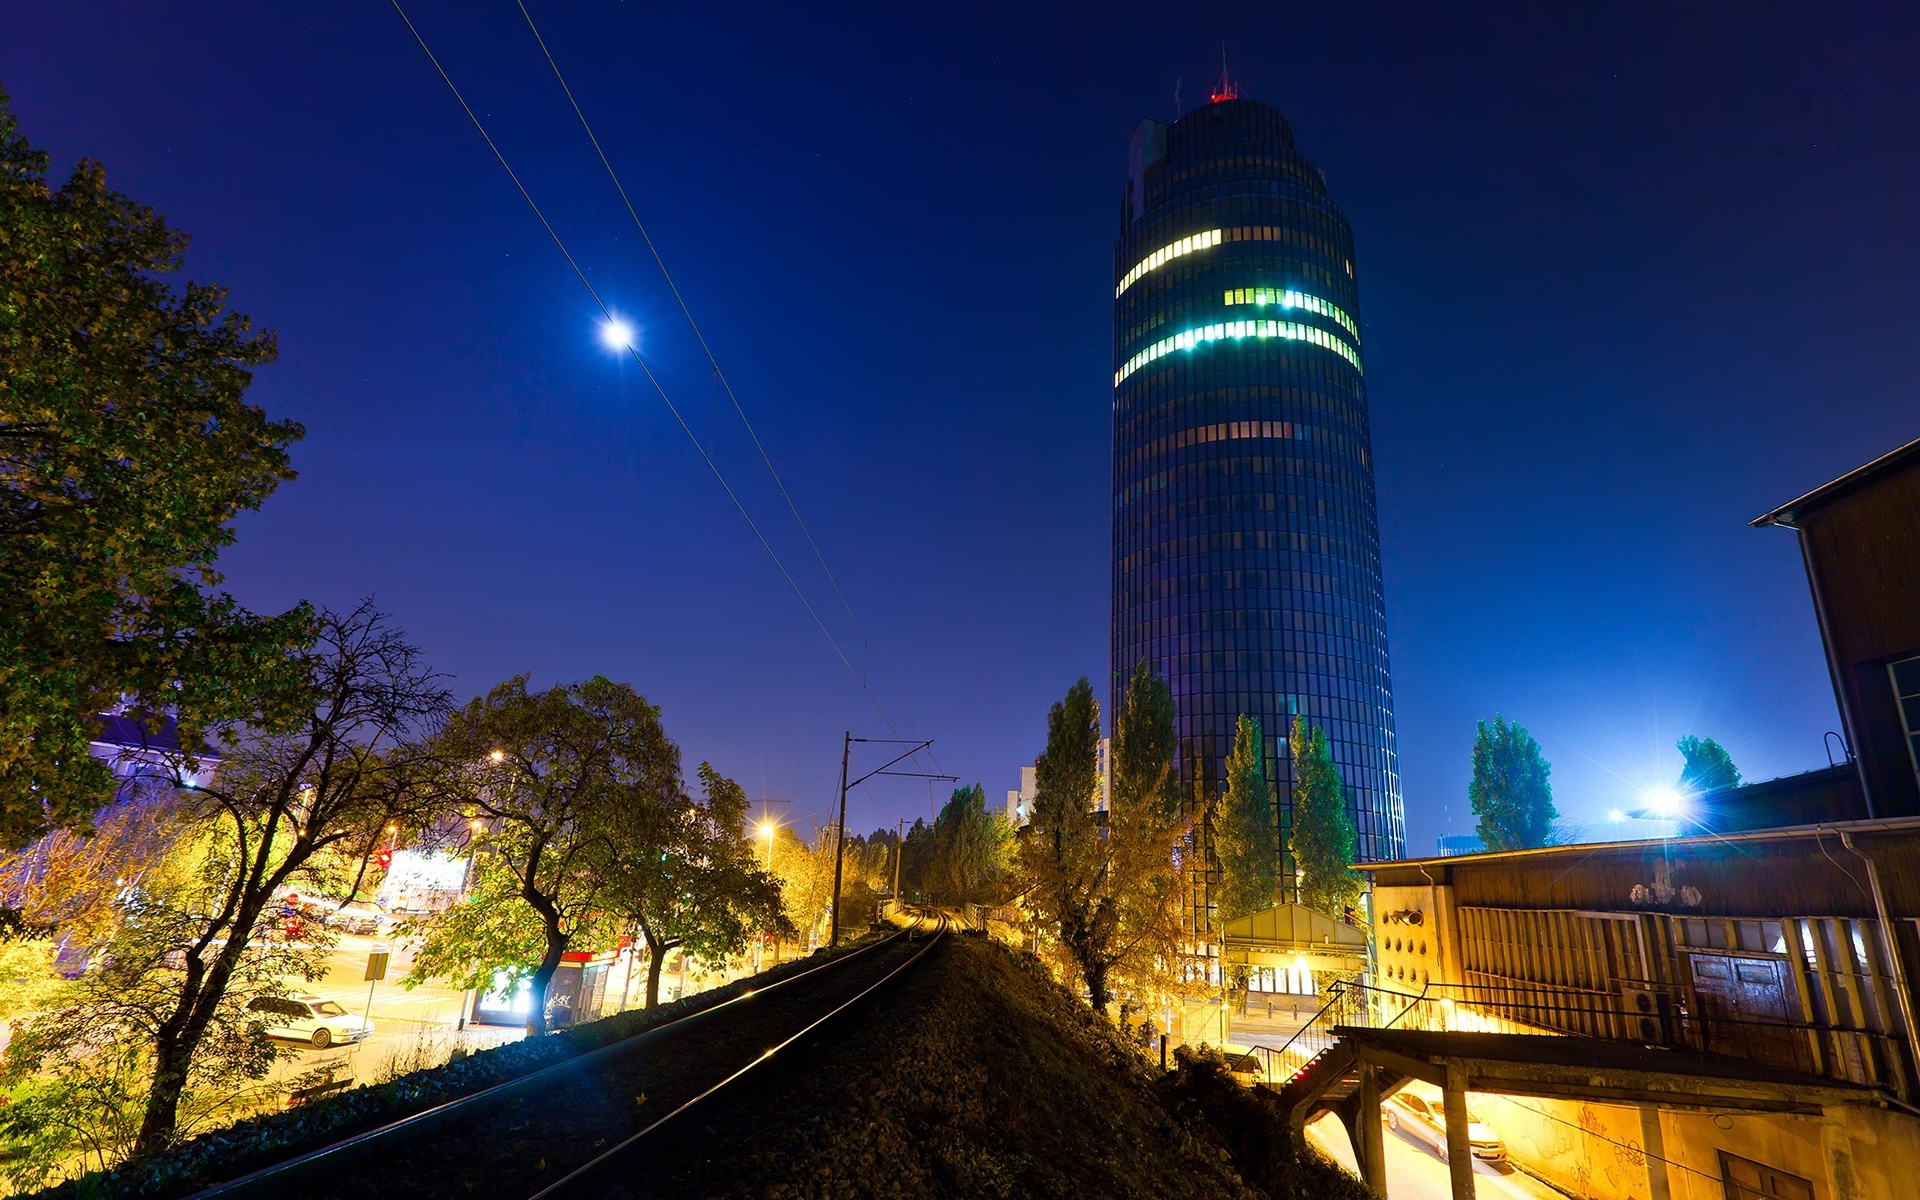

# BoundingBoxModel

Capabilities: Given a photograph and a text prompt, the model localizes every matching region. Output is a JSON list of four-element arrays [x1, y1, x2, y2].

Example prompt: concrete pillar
[[1822, 1105, 1861, 1200], [1354, 1062, 1387, 1196], [1638, 1105, 1672, 1200], [1442, 1061, 1476, 1200]]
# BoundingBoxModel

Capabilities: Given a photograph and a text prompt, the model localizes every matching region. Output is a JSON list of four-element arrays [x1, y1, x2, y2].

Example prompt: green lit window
[[1115, 318, 1364, 385], [1223, 288, 1360, 341], [1116, 229, 1224, 297]]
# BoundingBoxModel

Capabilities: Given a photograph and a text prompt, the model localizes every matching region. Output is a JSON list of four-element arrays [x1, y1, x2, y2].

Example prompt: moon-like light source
[[601, 317, 636, 351]]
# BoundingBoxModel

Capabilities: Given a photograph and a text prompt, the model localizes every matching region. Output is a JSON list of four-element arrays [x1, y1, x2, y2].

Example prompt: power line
[[510, 0, 931, 757], [387, 0, 906, 742]]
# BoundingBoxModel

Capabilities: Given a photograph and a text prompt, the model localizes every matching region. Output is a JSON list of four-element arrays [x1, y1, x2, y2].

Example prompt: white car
[[248, 995, 373, 1049], [1384, 1090, 1507, 1162]]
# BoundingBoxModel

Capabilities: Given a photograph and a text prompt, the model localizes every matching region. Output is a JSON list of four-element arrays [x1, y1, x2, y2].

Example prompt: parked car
[[1384, 1089, 1507, 1162], [247, 995, 373, 1049], [324, 901, 388, 936]]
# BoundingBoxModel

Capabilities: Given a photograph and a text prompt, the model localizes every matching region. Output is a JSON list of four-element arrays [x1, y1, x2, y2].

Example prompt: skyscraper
[[1111, 82, 1404, 939]]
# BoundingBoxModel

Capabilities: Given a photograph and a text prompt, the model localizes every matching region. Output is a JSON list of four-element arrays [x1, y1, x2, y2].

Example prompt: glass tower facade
[[1111, 95, 1405, 938]]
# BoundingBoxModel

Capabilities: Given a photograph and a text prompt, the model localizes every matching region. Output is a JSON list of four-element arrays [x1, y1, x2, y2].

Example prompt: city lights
[[600, 316, 635, 351]]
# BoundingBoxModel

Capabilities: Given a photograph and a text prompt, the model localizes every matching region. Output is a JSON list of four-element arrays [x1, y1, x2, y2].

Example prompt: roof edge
[[1357, 813, 1920, 872], [1750, 435, 1920, 530]]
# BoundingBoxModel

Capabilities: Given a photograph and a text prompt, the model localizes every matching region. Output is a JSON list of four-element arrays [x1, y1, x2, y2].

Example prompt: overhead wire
[[387, 0, 907, 742], [510, 0, 934, 764]]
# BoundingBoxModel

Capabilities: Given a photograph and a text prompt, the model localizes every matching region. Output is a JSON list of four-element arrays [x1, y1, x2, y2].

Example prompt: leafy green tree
[[1112, 662, 1180, 820], [0, 90, 310, 848], [422, 676, 680, 1035], [926, 784, 1012, 906], [1468, 714, 1558, 851], [1288, 716, 1361, 916], [596, 763, 790, 1008], [770, 823, 839, 942], [1215, 714, 1278, 922], [1018, 673, 1186, 1013], [1677, 735, 1741, 794]]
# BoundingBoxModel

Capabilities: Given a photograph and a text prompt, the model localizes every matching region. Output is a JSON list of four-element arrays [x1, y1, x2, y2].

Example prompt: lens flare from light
[[1643, 786, 1686, 815], [600, 317, 636, 351]]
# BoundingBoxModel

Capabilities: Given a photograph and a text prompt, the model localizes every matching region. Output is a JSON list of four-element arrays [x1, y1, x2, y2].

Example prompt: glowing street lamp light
[[1642, 786, 1687, 816], [759, 823, 775, 870], [600, 316, 635, 351]]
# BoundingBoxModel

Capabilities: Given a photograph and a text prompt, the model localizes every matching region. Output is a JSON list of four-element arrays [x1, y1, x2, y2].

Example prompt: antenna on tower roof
[[1211, 44, 1240, 104]]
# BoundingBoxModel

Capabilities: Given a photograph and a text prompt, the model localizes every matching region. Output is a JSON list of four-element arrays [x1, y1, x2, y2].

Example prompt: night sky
[[7, 3, 1916, 853]]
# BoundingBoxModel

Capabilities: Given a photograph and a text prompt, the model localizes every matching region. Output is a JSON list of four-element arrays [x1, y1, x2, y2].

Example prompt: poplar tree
[[1287, 715, 1360, 915], [1676, 735, 1741, 794], [1215, 714, 1278, 922], [1468, 714, 1557, 850], [1017, 672, 1184, 1012]]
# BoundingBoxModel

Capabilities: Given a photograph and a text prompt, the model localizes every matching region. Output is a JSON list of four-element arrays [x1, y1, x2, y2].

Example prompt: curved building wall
[[1111, 97, 1404, 937]]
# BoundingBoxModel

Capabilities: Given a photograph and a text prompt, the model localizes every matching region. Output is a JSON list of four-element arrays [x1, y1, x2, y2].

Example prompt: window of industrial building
[[1718, 1151, 1813, 1200], [1891, 655, 1920, 788]]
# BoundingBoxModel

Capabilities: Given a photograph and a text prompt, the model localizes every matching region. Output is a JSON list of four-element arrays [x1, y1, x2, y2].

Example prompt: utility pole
[[829, 732, 852, 949], [829, 735, 954, 948], [892, 817, 906, 908]]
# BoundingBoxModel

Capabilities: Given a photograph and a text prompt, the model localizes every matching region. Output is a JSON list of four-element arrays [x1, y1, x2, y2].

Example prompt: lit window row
[[1118, 224, 1352, 298], [1223, 288, 1359, 340], [1115, 319, 1364, 385], [1116, 229, 1224, 297]]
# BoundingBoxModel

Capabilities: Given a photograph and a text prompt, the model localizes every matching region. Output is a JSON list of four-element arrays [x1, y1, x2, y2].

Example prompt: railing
[[1246, 980, 1430, 1087], [1242, 975, 1913, 1101], [1359, 978, 1916, 1101]]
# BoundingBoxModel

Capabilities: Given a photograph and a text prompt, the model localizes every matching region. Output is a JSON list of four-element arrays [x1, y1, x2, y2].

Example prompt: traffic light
[[376, 847, 393, 870]]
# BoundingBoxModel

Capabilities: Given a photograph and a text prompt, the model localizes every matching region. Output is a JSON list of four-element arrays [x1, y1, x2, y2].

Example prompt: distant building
[[1434, 835, 1484, 857], [1006, 738, 1109, 827], [1753, 435, 1920, 818], [1006, 765, 1036, 826], [1111, 79, 1404, 943]]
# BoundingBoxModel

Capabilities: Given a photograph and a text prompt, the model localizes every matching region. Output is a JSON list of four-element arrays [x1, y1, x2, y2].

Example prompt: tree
[[1288, 716, 1361, 916], [1468, 714, 1557, 851], [927, 784, 1012, 906], [424, 676, 680, 1035], [99, 603, 448, 1153], [596, 763, 789, 1009], [1677, 735, 1741, 794], [0, 89, 310, 848], [770, 823, 839, 942], [0, 835, 300, 1186], [1215, 714, 1278, 922], [1018, 672, 1186, 1013]]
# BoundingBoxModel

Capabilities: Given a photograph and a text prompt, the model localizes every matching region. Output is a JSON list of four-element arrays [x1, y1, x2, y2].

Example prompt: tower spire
[[1210, 45, 1240, 103]]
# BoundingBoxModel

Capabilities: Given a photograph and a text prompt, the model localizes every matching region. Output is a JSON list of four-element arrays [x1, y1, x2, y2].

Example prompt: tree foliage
[[0, 89, 310, 848], [1468, 714, 1557, 852], [594, 763, 790, 1009], [420, 676, 679, 1034], [1676, 735, 1741, 794], [1018, 672, 1186, 1013], [1287, 716, 1360, 916], [1215, 714, 1278, 923], [922, 784, 1012, 907]]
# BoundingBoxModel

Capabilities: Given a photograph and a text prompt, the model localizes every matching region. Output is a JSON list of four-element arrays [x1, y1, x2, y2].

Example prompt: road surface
[[1307, 1111, 1570, 1200]]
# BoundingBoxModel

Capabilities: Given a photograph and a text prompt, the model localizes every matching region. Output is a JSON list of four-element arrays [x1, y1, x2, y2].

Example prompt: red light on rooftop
[[1211, 48, 1240, 103]]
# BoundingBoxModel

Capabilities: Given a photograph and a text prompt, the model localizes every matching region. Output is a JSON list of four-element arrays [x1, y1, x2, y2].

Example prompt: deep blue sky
[[8, 3, 1915, 851]]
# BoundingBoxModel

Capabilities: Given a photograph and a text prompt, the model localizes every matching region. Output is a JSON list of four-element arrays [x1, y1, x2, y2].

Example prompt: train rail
[[187, 908, 949, 1200]]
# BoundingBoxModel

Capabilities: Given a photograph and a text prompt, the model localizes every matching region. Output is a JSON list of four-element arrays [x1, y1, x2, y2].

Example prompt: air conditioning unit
[[1618, 985, 1674, 1044]]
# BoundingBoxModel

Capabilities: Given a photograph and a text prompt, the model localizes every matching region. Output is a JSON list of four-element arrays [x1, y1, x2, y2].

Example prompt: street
[[1306, 1111, 1569, 1200], [262, 933, 520, 1091]]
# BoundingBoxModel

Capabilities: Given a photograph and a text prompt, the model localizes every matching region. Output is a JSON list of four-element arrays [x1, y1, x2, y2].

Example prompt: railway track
[[189, 908, 951, 1200]]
